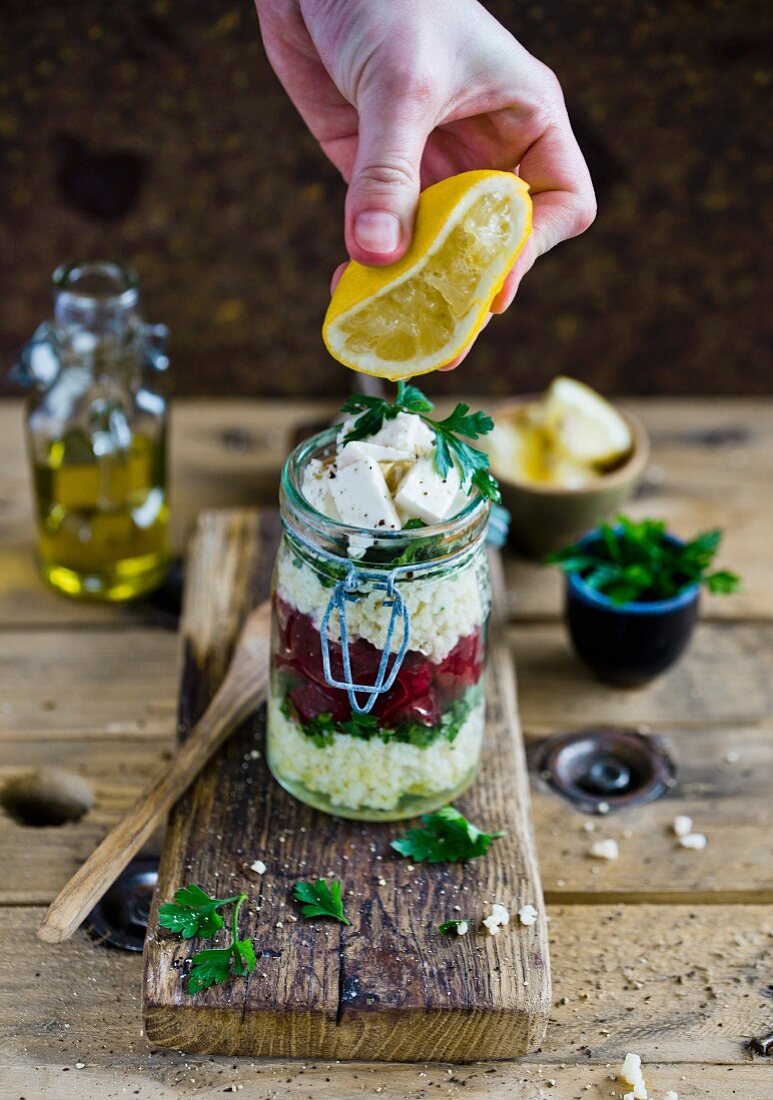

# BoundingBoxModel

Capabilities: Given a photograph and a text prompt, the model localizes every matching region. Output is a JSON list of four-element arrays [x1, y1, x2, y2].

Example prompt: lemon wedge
[[543, 377, 632, 466], [323, 170, 532, 379]]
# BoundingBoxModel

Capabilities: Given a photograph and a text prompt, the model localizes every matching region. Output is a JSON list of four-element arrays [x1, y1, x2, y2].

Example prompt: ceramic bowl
[[489, 398, 649, 558], [564, 531, 701, 686]]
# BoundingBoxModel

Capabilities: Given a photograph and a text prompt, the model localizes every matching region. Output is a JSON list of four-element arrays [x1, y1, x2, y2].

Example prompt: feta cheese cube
[[518, 904, 539, 926], [337, 440, 407, 467], [329, 458, 401, 531], [394, 455, 461, 524], [672, 815, 693, 837], [369, 411, 435, 457], [250, 859, 267, 874], [590, 838, 619, 860], [679, 832, 707, 850], [301, 458, 340, 520]]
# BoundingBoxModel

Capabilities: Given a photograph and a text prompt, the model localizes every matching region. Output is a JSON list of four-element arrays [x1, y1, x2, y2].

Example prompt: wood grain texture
[[3, 718, 771, 907], [1, 398, 771, 627], [36, 600, 271, 944], [5, 905, 773, 1079], [142, 509, 551, 1060], [0, 1065, 769, 1100]]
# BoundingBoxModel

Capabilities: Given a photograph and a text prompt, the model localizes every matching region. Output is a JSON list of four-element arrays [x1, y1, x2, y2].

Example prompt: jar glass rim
[[281, 425, 490, 560]]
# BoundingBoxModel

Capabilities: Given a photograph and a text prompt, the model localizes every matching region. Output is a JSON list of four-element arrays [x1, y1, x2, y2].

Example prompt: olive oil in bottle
[[18, 261, 171, 601], [33, 430, 169, 600]]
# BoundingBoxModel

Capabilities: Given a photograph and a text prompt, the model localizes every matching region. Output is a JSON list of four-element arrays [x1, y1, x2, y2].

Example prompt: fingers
[[491, 114, 596, 314], [344, 87, 432, 266], [518, 113, 596, 259], [330, 261, 348, 295]]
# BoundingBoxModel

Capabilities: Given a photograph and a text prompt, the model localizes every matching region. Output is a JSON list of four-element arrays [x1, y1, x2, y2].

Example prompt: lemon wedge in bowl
[[543, 376, 632, 467], [323, 170, 532, 380]]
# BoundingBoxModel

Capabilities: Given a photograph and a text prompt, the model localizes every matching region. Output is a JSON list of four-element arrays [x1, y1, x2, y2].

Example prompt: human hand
[[256, 0, 595, 360]]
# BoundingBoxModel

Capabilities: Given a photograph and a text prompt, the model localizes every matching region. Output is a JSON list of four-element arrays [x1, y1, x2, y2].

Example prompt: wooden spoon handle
[[37, 648, 268, 945]]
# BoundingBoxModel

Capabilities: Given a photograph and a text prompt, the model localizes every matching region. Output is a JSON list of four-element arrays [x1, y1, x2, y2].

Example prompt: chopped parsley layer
[[281, 684, 483, 750]]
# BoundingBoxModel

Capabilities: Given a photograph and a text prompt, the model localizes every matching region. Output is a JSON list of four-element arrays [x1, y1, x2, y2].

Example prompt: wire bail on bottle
[[320, 563, 410, 715]]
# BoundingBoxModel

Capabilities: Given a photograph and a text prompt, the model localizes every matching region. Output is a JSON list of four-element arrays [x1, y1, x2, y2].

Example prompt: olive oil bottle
[[17, 262, 170, 601]]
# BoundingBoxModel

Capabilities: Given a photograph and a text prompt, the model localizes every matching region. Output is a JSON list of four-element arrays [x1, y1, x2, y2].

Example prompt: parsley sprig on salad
[[341, 382, 501, 503]]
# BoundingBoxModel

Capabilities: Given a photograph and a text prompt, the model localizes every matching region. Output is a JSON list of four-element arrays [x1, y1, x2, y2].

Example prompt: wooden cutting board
[[142, 509, 550, 1060]]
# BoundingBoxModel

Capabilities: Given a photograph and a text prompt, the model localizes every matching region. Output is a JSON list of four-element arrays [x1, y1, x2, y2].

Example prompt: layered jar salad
[[267, 388, 497, 820]]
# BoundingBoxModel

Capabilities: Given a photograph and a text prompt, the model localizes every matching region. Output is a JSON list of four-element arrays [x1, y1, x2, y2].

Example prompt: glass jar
[[267, 427, 492, 821], [15, 261, 170, 601]]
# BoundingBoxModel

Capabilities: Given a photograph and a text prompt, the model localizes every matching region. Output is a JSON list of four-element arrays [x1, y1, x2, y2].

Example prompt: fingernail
[[354, 211, 401, 254]]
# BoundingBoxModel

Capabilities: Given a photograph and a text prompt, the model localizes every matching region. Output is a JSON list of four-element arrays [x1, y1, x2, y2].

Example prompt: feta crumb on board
[[250, 859, 267, 875], [620, 1052, 648, 1099], [663, 1092, 678, 1100], [672, 815, 693, 837], [328, 457, 401, 530], [590, 838, 619, 860], [518, 904, 539, 926], [679, 832, 708, 850], [482, 903, 510, 935], [455, 920, 469, 936]]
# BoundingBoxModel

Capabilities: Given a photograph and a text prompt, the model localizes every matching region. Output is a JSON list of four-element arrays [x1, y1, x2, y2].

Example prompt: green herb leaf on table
[[341, 382, 500, 503], [391, 806, 503, 864], [159, 883, 243, 940], [438, 919, 471, 934], [293, 879, 351, 925], [187, 946, 237, 993], [545, 515, 740, 604], [183, 892, 256, 995]]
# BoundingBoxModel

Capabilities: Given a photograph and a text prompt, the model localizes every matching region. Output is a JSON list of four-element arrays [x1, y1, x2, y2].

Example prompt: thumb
[[345, 92, 430, 265]]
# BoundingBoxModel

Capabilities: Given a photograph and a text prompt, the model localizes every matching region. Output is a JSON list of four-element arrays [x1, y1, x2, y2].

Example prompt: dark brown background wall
[[0, 0, 770, 398]]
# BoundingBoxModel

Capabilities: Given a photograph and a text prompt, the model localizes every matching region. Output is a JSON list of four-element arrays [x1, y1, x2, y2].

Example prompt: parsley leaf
[[187, 946, 236, 993], [184, 892, 256, 995], [293, 879, 351, 925], [391, 806, 503, 864], [340, 382, 500, 502], [545, 515, 740, 604], [438, 918, 471, 934], [159, 884, 242, 939]]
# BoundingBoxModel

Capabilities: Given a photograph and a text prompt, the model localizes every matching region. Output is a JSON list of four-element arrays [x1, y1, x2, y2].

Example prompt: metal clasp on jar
[[319, 563, 411, 715]]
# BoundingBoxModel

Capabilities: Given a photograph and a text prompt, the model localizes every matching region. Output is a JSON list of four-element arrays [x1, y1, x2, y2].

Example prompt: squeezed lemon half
[[323, 170, 532, 380]]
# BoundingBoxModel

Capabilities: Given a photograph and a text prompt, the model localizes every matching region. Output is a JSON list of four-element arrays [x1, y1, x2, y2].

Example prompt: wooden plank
[[2, 620, 768, 740], [0, 1064, 769, 1099], [515, 622, 773, 728], [532, 722, 773, 903], [1, 718, 770, 906], [7, 905, 772, 1071], [143, 510, 550, 1061], [0, 737, 172, 904], [0, 628, 177, 736], [0, 397, 771, 627]]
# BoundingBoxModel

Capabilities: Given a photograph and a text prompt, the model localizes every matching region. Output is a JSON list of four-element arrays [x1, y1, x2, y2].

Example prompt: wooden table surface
[[1, 397, 771, 1099]]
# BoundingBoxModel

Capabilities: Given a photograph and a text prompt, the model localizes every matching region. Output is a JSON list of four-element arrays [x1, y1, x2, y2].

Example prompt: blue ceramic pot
[[565, 532, 701, 687]]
